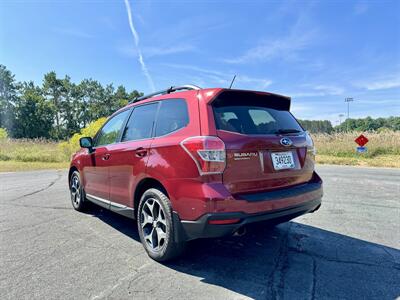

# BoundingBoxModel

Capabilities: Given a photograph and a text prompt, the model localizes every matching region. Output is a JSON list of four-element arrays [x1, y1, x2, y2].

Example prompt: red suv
[[69, 85, 322, 261]]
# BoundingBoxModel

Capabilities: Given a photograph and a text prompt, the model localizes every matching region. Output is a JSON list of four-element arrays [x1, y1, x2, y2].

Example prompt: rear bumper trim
[[237, 173, 322, 202]]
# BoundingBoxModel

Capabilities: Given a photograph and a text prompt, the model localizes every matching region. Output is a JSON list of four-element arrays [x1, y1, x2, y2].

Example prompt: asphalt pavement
[[0, 165, 399, 300]]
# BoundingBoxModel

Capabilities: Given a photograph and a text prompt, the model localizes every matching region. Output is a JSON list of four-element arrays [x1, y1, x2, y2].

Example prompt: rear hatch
[[211, 90, 314, 195]]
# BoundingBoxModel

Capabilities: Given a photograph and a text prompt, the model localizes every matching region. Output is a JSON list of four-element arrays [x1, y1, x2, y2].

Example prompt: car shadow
[[84, 204, 400, 300]]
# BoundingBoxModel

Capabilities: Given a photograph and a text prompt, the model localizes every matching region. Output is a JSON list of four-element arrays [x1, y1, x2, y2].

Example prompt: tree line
[[298, 119, 334, 134], [1, 64, 399, 139], [0, 64, 141, 140], [298, 116, 400, 133], [334, 116, 400, 132]]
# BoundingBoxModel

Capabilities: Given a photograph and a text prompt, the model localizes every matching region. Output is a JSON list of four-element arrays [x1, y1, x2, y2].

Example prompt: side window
[[155, 99, 189, 137], [121, 102, 158, 142], [95, 110, 130, 147]]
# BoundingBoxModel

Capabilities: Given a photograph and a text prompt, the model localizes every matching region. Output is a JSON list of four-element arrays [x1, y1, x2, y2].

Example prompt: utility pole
[[345, 98, 354, 132]]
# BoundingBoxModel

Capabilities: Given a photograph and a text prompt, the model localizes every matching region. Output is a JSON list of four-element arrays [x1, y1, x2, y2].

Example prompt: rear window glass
[[214, 106, 303, 134]]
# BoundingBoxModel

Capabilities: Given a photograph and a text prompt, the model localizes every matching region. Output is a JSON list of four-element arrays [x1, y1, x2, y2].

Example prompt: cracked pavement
[[0, 165, 399, 299]]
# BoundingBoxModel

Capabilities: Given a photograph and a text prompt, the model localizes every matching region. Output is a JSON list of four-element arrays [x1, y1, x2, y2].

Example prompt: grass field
[[313, 131, 400, 168], [0, 131, 399, 172], [0, 139, 69, 172]]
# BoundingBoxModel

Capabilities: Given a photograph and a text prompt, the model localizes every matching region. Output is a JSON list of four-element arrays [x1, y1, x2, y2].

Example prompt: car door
[[83, 109, 131, 207], [107, 102, 159, 216]]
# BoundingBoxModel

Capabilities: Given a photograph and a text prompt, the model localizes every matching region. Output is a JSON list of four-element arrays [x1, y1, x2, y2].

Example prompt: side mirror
[[79, 137, 94, 153]]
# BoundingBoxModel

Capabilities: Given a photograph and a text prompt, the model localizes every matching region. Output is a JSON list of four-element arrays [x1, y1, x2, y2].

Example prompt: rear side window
[[121, 103, 158, 141], [154, 99, 188, 137], [213, 91, 303, 135], [95, 109, 130, 146]]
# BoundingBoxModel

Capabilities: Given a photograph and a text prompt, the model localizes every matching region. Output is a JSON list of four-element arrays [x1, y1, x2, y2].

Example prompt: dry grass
[[0, 139, 70, 172], [313, 131, 400, 157], [313, 131, 400, 168], [0, 139, 69, 163], [316, 154, 400, 168], [0, 161, 69, 172]]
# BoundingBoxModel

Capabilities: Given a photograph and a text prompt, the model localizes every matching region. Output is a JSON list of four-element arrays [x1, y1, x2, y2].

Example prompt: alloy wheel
[[140, 198, 167, 251], [70, 175, 81, 207]]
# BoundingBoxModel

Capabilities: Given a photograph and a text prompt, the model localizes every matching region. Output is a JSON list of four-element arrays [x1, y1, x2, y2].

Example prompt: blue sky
[[1, 0, 399, 123]]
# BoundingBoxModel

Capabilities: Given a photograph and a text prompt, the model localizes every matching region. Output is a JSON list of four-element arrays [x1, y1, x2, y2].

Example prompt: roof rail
[[129, 85, 201, 104]]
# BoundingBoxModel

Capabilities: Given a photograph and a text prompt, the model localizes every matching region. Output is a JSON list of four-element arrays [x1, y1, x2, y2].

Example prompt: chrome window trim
[[86, 193, 110, 204]]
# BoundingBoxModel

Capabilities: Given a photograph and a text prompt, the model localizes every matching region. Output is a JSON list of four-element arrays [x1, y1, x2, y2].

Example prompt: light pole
[[345, 98, 354, 132], [339, 113, 345, 125], [345, 98, 354, 119]]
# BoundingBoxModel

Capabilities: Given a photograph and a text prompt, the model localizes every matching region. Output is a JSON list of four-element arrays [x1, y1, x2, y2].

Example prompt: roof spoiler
[[212, 89, 291, 111]]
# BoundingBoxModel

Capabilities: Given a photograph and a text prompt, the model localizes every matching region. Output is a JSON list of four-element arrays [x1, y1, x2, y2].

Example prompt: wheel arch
[[134, 177, 169, 216], [68, 166, 79, 187]]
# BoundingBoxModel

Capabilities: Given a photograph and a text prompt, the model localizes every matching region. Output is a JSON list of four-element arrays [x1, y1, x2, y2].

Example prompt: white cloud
[[162, 63, 272, 90], [235, 75, 272, 90], [290, 103, 311, 114], [119, 44, 196, 58], [123, 0, 155, 92], [290, 84, 344, 98], [355, 74, 400, 91], [313, 85, 344, 95], [223, 15, 317, 64]]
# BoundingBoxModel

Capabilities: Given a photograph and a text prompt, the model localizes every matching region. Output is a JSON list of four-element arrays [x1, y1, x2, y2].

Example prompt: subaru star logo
[[280, 137, 293, 147]]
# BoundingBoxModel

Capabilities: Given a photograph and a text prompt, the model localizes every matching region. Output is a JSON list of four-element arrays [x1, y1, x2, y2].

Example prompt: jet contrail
[[123, 0, 156, 92]]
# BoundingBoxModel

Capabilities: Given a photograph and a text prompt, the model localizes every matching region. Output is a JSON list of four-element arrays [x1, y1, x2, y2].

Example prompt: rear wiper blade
[[274, 129, 302, 134]]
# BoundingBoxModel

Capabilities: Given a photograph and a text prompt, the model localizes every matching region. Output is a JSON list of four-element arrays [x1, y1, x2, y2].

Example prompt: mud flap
[[172, 211, 188, 243]]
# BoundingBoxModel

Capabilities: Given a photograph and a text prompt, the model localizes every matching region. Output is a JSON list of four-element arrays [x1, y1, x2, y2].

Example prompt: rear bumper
[[179, 197, 321, 240], [175, 175, 322, 241]]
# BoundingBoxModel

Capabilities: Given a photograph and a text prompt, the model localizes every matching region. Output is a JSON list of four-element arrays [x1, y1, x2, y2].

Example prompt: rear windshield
[[212, 92, 303, 135]]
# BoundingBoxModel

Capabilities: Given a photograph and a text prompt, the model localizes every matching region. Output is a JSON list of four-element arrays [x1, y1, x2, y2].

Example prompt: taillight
[[305, 131, 316, 156], [180, 136, 226, 175]]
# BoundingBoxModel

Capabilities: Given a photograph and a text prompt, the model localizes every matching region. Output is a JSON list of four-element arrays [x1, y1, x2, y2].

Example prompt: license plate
[[271, 151, 295, 170]]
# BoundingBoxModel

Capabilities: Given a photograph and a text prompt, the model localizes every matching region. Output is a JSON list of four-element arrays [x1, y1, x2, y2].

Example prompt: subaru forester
[[69, 85, 323, 261]]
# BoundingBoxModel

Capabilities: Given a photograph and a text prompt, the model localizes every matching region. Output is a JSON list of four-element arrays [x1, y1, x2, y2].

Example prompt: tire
[[69, 171, 87, 212], [137, 188, 186, 261]]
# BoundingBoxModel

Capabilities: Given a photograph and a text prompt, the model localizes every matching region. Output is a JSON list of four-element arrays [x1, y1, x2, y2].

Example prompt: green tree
[[298, 119, 333, 133], [114, 85, 130, 108], [0, 65, 17, 133], [43, 72, 65, 139], [61, 76, 81, 137], [334, 116, 400, 132], [78, 79, 104, 127], [14, 82, 53, 138], [2, 64, 144, 140]]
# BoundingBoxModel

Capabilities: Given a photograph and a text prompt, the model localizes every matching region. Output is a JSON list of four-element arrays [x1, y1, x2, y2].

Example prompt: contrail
[[123, 0, 156, 92]]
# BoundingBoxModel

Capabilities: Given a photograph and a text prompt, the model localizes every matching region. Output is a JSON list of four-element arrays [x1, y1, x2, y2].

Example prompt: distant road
[[1, 165, 399, 299]]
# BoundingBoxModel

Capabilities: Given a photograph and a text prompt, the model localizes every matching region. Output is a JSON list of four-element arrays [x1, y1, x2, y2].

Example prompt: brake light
[[305, 131, 316, 155], [180, 136, 226, 175]]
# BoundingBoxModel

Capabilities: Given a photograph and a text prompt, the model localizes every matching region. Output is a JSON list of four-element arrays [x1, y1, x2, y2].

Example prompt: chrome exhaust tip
[[233, 226, 247, 237]]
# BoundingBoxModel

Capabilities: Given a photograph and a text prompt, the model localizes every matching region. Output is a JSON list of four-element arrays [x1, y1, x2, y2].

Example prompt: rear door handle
[[135, 147, 147, 158], [102, 153, 111, 161]]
